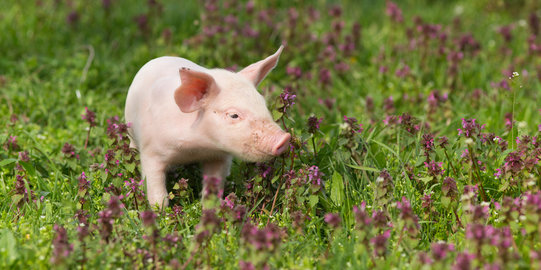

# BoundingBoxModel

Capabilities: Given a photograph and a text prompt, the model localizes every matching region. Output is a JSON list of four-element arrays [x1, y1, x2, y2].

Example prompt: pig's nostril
[[272, 133, 291, 156]]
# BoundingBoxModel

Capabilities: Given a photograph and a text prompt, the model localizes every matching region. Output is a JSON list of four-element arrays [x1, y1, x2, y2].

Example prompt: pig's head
[[174, 46, 291, 162]]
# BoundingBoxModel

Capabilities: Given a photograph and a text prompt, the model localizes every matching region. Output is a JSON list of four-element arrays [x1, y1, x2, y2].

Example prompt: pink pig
[[125, 46, 291, 209]]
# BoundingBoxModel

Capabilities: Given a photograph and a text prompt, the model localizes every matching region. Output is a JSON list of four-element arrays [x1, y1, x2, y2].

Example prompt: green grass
[[1, 0, 541, 269]]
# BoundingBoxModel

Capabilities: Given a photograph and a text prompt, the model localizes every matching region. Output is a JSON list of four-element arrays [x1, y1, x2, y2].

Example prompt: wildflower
[[343, 116, 363, 135], [499, 151, 523, 176], [291, 210, 306, 231], [324, 213, 341, 229], [471, 204, 489, 222], [61, 143, 76, 158], [241, 222, 282, 252], [200, 209, 221, 229], [398, 113, 420, 135], [453, 252, 475, 270], [102, 0, 112, 9], [307, 165, 324, 188], [18, 151, 30, 162], [279, 87, 296, 113], [372, 210, 390, 229], [66, 10, 79, 25], [384, 96, 395, 113], [78, 172, 90, 194], [438, 136, 449, 149], [124, 177, 145, 200], [385, 1, 403, 23], [81, 107, 96, 127], [319, 68, 332, 86], [140, 210, 157, 227], [418, 252, 433, 265], [425, 160, 444, 176], [4, 135, 19, 151], [353, 202, 371, 228], [442, 177, 458, 199], [51, 224, 73, 264], [457, 118, 484, 138], [134, 14, 148, 33], [529, 12, 539, 35], [286, 66, 302, 79], [397, 197, 420, 236], [307, 116, 322, 134], [370, 230, 391, 257], [395, 64, 410, 78], [202, 176, 223, 199], [239, 261, 255, 270], [421, 133, 435, 157], [431, 242, 454, 261]]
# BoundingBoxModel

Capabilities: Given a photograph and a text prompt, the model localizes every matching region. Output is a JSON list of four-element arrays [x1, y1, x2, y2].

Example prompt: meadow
[[1, 0, 541, 269]]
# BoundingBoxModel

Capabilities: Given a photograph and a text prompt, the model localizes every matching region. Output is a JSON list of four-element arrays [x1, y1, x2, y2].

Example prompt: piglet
[[125, 46, 290, 209]]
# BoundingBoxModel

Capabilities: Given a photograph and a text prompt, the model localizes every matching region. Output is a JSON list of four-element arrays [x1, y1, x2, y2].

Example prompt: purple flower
[[202, 176, 223, 199], [453, 252, 475, 270], [307, 116, 322, 134], [286, 66, 302, 79], [66, 11, 79, 25], [530, 13, 540, 35], [239, 261, 255, 270], [457, 118, 484, 138], [384, 96, 395, 113], [421, 133, 435, 156], [307, 165, 324, 187], [51, 224, 73, 264], [241, 222, 282, 252], [424, 160, 444, 176], [18, 151, 30, 162], [4, 135, 19, 151], [61, 143, 77, 158], [319, 68, 332, 86], [385, 1, 403, 23], [140, 210, 157, 227], [431, 242, 454, 261], [324, 213, 341, 229], [279, 87, 296, 113], [343, 116, 363, 135], [81, 107, 96, 127], [78, 172, 90, 193], [353, 202, 371, 228], [418, 252, 433, 265], [370, 230, 391, 256], [124, 177, 145, 199], [442, 177, 457, 199], [395, 64, 410, 78]]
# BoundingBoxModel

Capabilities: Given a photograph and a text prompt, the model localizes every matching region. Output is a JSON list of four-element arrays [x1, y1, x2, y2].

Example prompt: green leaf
[[330, 171, 344, 207], [19, 161, 36, 178], [309, 195, 319, 208], [0, 159, 17, 167], [271, 175, 280, 184], [272, 110, 283, 121], [0, 229, 18, 264], [346, 164, 380, 172]]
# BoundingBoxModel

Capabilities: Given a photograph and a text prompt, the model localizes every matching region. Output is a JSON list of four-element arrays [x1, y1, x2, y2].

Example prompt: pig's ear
[[238, 45, 284, 87], [175, 68, 217, 113]]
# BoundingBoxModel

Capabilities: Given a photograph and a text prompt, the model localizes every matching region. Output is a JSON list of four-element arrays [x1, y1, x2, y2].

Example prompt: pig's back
[[125, 56, 207, 148]]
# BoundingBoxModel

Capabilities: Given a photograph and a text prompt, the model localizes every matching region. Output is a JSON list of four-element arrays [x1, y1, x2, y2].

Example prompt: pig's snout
[[272, 132, 291, 156]]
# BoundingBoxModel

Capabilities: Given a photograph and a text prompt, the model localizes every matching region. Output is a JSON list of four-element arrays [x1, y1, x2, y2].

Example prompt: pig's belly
[[166, 146, 229, 165]]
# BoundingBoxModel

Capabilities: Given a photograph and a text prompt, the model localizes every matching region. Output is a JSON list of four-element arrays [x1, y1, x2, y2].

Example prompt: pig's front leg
[[201, 156, 232, 200], [141, 154, 169, 209]]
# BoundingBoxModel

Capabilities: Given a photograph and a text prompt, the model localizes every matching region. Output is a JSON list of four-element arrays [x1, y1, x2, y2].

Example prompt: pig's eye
[[229, 113, 239, 119]]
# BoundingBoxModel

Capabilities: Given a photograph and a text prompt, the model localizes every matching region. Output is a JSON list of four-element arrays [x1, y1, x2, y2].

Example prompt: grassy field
[[1, 0, 541, 269]]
